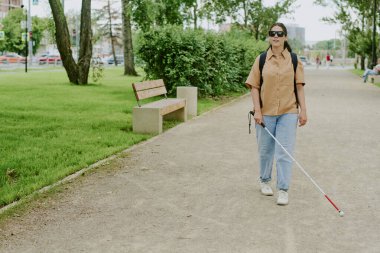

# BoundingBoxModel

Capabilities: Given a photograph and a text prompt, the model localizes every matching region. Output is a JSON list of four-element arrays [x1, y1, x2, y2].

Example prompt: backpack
[[258, 51, 299, 108]]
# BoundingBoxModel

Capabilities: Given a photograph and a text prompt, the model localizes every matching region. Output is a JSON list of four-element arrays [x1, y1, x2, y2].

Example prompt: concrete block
[[133, 107, 162, 134], [177, 87, 198, 118], [164, 107, 187, 122], [369, 75, 380, 84]]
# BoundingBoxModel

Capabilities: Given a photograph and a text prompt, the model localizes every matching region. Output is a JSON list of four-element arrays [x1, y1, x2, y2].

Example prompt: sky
[[271, 0, 342, 42], [26, 0, 342, 43]]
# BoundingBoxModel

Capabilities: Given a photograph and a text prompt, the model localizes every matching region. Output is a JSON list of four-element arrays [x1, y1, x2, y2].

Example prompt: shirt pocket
[[279, 63, 295, 86]]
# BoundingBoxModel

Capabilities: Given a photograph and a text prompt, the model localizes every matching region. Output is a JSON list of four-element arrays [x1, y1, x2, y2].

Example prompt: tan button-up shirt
[[245, 48, 305, 116]]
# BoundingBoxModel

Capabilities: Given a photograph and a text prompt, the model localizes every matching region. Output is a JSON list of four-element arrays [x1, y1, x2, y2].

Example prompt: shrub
[[137, 25, 267, 96]]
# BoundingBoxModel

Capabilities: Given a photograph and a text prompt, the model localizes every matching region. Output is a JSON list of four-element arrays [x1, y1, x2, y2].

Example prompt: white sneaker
[[258, 177, 273, 196], [277, 190, 289, 205]]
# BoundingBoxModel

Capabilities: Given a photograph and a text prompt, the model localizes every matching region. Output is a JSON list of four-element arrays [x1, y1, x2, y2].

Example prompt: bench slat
[[135, 86, 167, 101], [160, 100, 186, 115], [139, 98, 186, 115], [133, 79, 165, 91]]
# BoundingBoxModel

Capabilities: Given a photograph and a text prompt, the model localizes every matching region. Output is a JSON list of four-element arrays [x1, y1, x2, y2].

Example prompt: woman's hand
[[254, 110, 264, 125], [298, 110, 307, 126]]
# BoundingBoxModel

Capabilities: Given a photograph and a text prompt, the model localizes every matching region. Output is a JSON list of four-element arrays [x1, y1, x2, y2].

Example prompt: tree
[[313, 39, 341, 50], [156, 0, 183, 26], [121, 0, 138, 76], [247, 0, 295, 40], [48, 0, 93, 84], [314, 0, 378, 69], [0, 9, 46, 55], [132, 0, 184, 31], [288, 38, 304, 54], [93, 0, 122, 66], [132, 0, 160, 32], [205, 0, 295, 40], [181, 0, 210, 29]]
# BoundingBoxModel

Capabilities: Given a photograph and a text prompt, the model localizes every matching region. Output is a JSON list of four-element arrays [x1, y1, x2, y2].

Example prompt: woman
[[245, 23, 307, 205]]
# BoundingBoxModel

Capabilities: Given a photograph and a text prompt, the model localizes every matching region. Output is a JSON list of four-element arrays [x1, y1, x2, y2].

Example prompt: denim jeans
[[255, 113, 298, 191], [363, 69, 378, 82]]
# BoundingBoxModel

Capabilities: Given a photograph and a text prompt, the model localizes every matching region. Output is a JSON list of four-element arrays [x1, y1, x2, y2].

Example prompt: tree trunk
[[121, 0, 138, 76], [48, 0, 79, 84], [48, 0, 92, 84], [193, 1, 198, 29], [78, 0, 92, 84], [255, 25, 259, 40], [360, 55, 365, 70], [243, 0, 248, 28], [108, 0, 118, 66]]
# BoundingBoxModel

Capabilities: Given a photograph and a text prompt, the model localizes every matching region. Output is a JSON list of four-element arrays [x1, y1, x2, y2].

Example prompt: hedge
[[137, 26, 267, 97]]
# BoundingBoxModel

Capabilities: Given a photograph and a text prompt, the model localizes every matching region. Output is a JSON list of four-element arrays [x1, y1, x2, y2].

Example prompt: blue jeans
[[255, 113, 298, 191], [363, 69, 378, 82]]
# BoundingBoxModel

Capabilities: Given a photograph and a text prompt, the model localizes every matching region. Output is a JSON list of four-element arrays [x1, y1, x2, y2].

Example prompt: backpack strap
[[290, 52, 299, 108], [258, 51, 267, 108], [259, 51, 267, 86]]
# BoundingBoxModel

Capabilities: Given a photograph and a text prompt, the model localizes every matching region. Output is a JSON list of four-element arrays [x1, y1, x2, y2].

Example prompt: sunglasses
[[268, 31, 285, 37]]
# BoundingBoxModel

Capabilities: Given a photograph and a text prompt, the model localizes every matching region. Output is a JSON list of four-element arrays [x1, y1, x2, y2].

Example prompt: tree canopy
[[0, 9, 47, 55], [314, 0, 379, 68]]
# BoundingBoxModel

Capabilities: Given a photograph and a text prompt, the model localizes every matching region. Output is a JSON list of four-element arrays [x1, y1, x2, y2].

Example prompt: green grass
[[0, 67, 246, 207], [197, 92, 245, 114], [350, 69, 364, 76]]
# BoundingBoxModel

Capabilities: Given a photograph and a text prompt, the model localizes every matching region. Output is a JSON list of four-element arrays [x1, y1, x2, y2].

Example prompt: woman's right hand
[[254, 110, 264, 125]]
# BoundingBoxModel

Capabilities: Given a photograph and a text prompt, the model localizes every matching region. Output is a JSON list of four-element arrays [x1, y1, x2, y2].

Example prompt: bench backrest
[[132, 79, 167, 107]]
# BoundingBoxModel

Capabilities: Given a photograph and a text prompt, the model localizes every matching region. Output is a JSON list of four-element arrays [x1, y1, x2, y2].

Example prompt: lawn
[[0, 67, 245, 207]]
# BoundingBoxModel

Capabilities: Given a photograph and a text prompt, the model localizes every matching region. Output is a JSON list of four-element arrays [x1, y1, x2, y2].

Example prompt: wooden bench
[[132, 79, 187, 134], [368, 74, 380, 84]]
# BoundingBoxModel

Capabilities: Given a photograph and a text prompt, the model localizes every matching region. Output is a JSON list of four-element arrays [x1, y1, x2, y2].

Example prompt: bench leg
[[163, 107, 187, 122], [133, 107, 162, 134]]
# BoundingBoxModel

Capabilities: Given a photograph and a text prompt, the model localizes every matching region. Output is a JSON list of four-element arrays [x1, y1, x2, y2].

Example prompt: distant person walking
[[362, 58, 380, 83], [245, 22, 307, 206], [326, 54, 331, 68], [316, 56, 321, 69]]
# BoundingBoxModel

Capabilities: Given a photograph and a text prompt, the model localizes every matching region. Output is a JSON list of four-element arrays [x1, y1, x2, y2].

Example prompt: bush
[[137, 26, 267, 97]]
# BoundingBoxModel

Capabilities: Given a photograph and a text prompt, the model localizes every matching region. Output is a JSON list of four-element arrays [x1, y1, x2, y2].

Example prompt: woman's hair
[[268, 22, 292, 53]]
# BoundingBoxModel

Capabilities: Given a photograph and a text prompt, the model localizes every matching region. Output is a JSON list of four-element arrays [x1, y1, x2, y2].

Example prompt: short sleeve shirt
[[245, 48, 305, 116]]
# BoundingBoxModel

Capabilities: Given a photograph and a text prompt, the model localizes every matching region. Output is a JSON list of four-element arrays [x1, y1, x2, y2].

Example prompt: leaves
[[0, 9, 47, 55], [314, 0, 379, 67], [137, 26, 267, 97]]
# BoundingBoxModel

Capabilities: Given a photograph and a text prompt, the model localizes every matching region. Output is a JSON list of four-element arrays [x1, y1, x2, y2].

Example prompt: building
[[0, 0, 22, 20], [286, 24, 305, 46]]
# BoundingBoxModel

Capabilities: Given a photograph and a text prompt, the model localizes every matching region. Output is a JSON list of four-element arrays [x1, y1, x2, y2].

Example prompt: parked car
[[107, 55, 124, 65], [38, 54, 62, 65], [299, 56, 311, 65], [0, 53, 26, 64]]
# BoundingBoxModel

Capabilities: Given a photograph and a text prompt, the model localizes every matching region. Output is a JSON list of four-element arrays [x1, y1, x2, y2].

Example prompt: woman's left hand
[[298, 110, 307, 127]]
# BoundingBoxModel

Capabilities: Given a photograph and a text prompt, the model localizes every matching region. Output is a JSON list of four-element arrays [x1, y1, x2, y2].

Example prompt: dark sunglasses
[[268, 31, 285, 37]]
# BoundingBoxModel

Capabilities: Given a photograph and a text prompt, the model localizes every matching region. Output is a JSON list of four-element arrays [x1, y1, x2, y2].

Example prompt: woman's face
[[269, 25, 287, 48]]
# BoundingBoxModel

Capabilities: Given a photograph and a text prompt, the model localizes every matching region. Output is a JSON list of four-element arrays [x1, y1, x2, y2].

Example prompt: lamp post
[[371, 0, 377, 68], [21, 4, 27, 73], [28, 0, 33, 66]]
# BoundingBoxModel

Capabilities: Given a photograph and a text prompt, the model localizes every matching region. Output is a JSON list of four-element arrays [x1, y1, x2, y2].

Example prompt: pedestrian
[[245, 22, 307, 205], [316, 55, 321, 69], [326, 53, 331, 68]]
